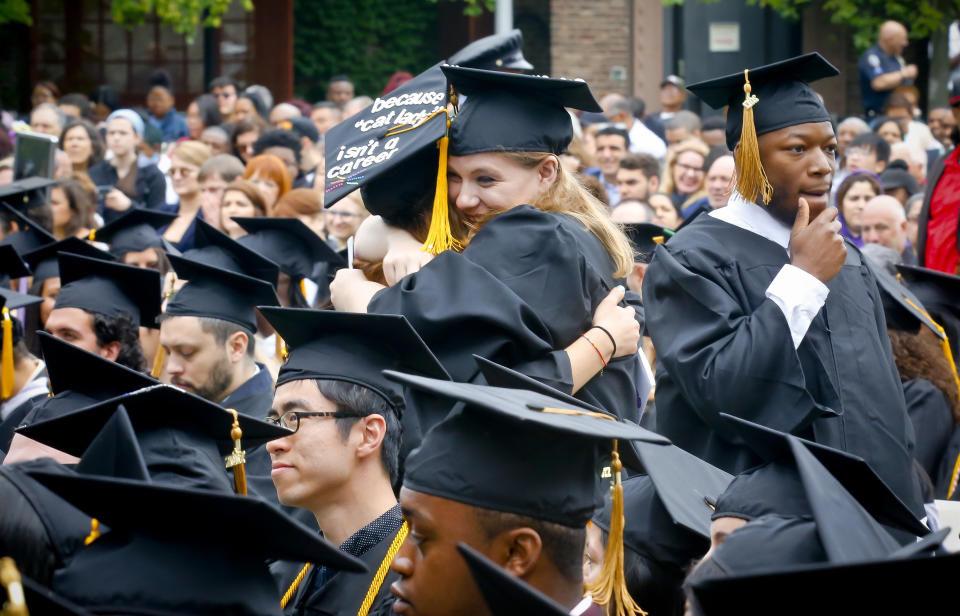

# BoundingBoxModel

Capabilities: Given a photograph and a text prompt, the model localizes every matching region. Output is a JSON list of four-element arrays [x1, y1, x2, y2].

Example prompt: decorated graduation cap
[[234, 217, 345, 281], [447, 29, 534, 71], [324, 63, 453, 253], [0, 559, 93, 616], [384, 372, 669, 616], [19, 332, 158, 427], [19, 383, 291, 494], [687, 52, 838, 205], [27, 470, 366, 616], [166, 252, 279, 333], [181, 218, 280, 284], [593, 441, 732, 568], [0, 201, 57, 254], [88, 208, 178, 258], [895, 263, 960, 362], [622, 223, 674, 264], [714, 413, 928, 537], [0, 286, 41, 399], [457, 543, 568, 616], [54, 252, 161, 328], [22, 236, 114, 284]]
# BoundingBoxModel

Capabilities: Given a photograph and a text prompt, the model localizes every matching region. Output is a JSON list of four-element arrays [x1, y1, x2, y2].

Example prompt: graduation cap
[[87, 208, 178, 258], [323, 63, 454, 253], [592, 442, 731, 569], [166, 253, 279, 333], [0, 176, 57, 211], [383, 372, 668, 616], [72, 404, 150, 482], [27, 470, 366, 616], [54, 252, 161, 328], [22, 236, 115, 283], [234, 217, 345, 281], [447, 29, 534, 71], [457, 543, 568, 616], [0, 561, 94, 616], [621, 223, 674, 264], [181, 218, 280, 284], [0, 243, 31, 281], [870, 260, 943, 336], [18, 383, 291, 493], [687, 52, 838, 205], [0, 201, 57, 254], [714, 413, 929, 537], [444, 64, 602, 158], [0, 286, 42, 399]]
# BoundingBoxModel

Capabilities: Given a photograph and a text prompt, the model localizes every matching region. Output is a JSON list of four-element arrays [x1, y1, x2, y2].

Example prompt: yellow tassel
[[224, 409, 247, 495], [422, 127, 463, 255], [0, 557, 27, 616], [150, 344, 166, 379], [2, 307, 14, 400], [734, 69, 773, 205], [586, 441, 647, 616], [83, 518, 100, 546], [300, 278, 307, 299], [87, 229, 96, 241]]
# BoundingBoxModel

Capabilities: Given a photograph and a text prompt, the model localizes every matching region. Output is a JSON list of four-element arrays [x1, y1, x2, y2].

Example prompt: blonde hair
[[171, 140, 212, 169], [501, 152, 634, 278], [660, 138, 709, 195]]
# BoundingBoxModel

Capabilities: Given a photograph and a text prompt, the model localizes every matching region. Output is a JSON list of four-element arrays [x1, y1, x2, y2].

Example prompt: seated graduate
[[328, 65, 645, 424], [377, 373, 668, 616], [641, 53, 923, 515], [258, 308, 447, 615]]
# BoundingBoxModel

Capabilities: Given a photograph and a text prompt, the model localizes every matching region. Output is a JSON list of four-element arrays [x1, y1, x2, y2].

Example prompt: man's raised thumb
[[792, 198, 810, 235]]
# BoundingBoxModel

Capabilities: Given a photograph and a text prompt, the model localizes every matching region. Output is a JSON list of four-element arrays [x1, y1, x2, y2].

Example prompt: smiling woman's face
[[447, 152, 548, 221]]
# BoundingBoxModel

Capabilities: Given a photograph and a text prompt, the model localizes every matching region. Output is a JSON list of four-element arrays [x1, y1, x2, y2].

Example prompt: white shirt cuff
[[765, 264, 829, 348]]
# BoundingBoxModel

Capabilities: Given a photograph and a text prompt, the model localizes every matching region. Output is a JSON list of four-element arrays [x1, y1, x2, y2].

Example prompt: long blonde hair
[[501, 151, 634, 278]]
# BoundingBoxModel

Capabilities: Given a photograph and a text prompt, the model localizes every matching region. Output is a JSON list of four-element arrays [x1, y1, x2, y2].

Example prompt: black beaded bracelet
[[591, 325, 617, 359]]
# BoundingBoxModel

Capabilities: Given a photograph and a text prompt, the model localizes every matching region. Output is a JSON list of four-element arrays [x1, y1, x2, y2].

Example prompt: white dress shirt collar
[[709, 191, 792, 252]]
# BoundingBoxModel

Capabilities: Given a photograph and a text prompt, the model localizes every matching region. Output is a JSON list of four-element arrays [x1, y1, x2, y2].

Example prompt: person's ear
[[355, 413, 387, 460], [226, 330, 249, 363], [99, 340, 122, 362], [538, 156, 559, 188], [648, 174, 660, 193], [633, 262, 648, 288], [490, 527, 543, 578]]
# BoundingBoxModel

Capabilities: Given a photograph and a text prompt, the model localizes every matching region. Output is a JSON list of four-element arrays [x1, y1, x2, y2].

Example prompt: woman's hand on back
[[591, 285, 640, 358], [382, 226, 434, 286], [330, 269, 386, 313]]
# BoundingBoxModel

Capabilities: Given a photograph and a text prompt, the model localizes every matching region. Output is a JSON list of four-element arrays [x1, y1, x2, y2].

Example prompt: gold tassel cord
[[280, 563, 312, 609], [83, 518, 100, 546], [1, 307, 13, 400], [224, 409, 247, 496], [901, 296, 960, 402], [1, 557, 28, 616], [150, 345, 166, 379], [585, 441, 647, 616], [734, 69, 773, 205]]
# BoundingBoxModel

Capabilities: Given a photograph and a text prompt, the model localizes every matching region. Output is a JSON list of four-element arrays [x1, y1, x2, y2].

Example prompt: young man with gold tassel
[[641, 53, 924, 520]]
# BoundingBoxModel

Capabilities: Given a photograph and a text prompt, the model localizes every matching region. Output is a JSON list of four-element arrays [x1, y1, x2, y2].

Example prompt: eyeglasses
[[324, 211, 363, 219], [675, 162, 704, 174], [266, 410, 360, 432], [169, 167, 197, 177]]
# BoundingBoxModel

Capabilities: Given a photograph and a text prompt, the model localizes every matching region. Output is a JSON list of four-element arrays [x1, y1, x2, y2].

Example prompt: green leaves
[[0, 0, 32, 25], [109, 0, 252, 43]]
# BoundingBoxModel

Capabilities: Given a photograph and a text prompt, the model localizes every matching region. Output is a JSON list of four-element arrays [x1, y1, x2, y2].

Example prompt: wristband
[[581, 333, 608, 369], [591, 325, 617, 359]]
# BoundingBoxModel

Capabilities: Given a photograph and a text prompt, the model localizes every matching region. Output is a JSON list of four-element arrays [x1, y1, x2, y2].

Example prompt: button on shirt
[[858, 44, 906, 115]]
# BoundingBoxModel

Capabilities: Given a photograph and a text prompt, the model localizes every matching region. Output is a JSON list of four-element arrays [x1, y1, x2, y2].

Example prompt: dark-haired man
[[327, 76, 355, 109], [252, 128, 302, 187], [845, 132, 890, 174], [643, 53, 924, 517], [209, 76, 239, 121], [616, 153, 660, 202], [585, 126, 630, 206]]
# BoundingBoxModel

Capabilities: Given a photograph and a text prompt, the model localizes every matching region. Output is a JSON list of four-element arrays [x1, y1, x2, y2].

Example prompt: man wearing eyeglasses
[[260, 308, 449, 616]]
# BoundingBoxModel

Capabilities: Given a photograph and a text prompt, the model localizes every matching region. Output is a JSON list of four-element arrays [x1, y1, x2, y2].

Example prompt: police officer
[[858, 20, 918, 118]]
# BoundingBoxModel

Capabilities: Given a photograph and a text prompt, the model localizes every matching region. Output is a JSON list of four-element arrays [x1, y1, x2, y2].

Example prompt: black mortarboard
[[621, 223, 674, 264], [691, 550, 960, 615], [457, 543, 568, 616], [181, 218, 280, 284], [72, 405, 150, 481], [166, 253, 279, 333], [715, 413, 929, 537], [18, 383, 291, 492], [54, 252, 161, 328], [18, 332, 157, 432], [0, 202, 57, 254], [870, 260, 943, 336], [9, 571, 94, 616], [88, 208, 178, 258], [444, 64, 601, 157], [28, 471, 366, 616], [592, 442, 731, 567], [0, 286, 41, 313], [358, 140, 440, 229], [22, 237, 114, 283], [447, 29, 534, 71], [687, 53, 837, 204], [0, 285, 42, 398], [895, 264, 960, 342], [235, 217, 345, 280], [0, 243, 31, 280], [0, 177, 57, 212]]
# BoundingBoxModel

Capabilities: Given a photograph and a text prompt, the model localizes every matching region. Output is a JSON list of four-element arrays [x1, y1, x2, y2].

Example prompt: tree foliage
[[428, 0, 496, 17], [0, 0, 31, 25], [110, 0, 252, 42], [292, 0, 439, 102]]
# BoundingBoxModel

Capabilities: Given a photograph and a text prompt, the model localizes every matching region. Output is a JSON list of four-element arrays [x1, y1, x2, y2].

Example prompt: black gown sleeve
[[642, 244, 829, 438]]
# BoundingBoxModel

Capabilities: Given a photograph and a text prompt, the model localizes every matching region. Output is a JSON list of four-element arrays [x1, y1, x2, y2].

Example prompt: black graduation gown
[[368, 205, 644, 425], [903, 379, 954, 480], [273, 529, 399, 616], [642, 215, 924, 515], [935, 425, 960, 499], [0, 390, 48, 452]]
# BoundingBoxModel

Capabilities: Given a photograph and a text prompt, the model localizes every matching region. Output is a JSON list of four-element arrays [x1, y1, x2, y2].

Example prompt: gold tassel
[[83, 518, 100, 546], [275, 335, 287, 362], [150, 344, 166, 379], [734, 69, 773, 205], [2, 307, 14, 400], [586, 441, 647, 616], [87, 229, 96, 241], [300, 278, 307, 299], [224, 409, 247, 495], [422, 124, 463, 255], [0, 557, 27, 616]]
